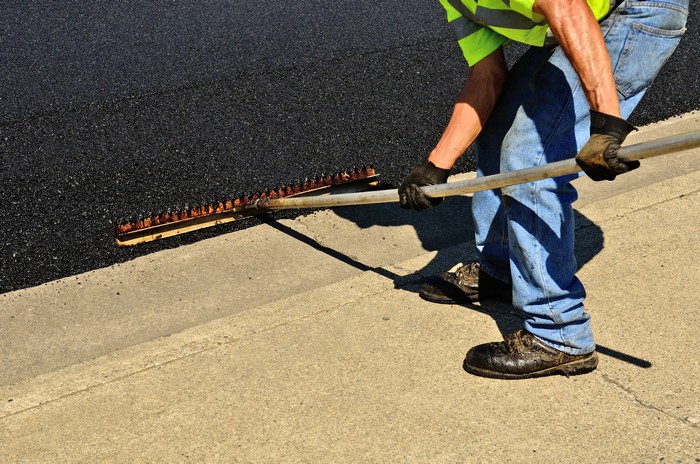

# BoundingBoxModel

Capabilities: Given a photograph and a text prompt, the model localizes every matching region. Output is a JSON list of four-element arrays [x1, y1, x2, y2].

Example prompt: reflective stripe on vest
[[450, 15, 481, 40], [446, 0, 546, 30]]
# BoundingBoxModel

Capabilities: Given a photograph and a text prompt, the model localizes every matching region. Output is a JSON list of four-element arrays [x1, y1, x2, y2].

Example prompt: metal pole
[[255, 130, 700, 211]]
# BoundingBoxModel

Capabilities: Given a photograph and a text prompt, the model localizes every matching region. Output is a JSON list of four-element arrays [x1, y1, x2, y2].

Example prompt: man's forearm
[[428, 48, 508, 169], [534, 0, 621, 116]]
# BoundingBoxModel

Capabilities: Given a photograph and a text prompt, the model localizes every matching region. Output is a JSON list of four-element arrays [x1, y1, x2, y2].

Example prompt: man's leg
[[481, 44, 592, 355]]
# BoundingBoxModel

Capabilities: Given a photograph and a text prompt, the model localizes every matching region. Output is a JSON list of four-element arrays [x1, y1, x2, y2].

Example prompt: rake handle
[[255, 130, 700, 211]]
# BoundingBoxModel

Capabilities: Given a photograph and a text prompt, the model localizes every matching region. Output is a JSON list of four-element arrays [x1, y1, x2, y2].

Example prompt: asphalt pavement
[[1, 1, 699, 293]]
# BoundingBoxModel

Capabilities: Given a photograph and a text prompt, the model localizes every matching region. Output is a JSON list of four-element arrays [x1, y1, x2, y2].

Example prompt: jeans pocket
[[613, 8, 688, 98]]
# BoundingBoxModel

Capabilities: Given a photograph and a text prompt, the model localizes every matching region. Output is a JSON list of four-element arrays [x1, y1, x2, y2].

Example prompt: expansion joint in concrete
[[0, 276, 394, 421]]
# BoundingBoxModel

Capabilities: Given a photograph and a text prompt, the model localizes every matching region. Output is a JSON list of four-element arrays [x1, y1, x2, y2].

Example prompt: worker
[[398, 0, 689, 379]]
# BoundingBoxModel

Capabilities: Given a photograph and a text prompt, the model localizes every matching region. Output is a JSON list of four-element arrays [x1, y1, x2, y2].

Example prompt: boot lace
[[503, 330, 534, 353], [454, 261, 480, 282]]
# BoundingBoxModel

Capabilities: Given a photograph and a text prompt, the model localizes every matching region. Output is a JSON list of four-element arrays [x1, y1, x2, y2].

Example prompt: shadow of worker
[[333, 194, 605, 337]]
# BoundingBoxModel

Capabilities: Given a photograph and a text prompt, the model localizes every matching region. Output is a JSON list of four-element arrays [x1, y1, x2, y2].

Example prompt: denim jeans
[[472, 0, 689, 354]]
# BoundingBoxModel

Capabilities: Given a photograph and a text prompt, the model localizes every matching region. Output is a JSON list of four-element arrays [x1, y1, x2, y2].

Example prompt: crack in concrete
[[600, 373, 700, 430]]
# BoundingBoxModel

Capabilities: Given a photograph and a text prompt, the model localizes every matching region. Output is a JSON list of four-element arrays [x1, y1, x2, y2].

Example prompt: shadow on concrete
[[332, 195, 605, 290], [335, 196, 479, 280], [262, 194, 652, 369]]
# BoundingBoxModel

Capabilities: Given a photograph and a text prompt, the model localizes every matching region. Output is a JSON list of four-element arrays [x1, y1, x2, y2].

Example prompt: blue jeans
[[472, 0, 689, 354]]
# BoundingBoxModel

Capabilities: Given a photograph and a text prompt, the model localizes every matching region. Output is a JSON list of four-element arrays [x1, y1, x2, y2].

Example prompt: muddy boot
[[419, 261, 512, 304], [463, 329, 599, 379]]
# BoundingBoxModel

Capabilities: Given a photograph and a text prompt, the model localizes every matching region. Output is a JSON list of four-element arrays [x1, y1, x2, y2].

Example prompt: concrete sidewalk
[[1, 113, 699, 463]]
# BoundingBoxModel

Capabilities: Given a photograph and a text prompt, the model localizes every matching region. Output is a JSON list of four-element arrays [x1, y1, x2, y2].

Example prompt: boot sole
[[418, 291, 511, 305], [463, 352, 599, 380], [418, 291, 477, 305]]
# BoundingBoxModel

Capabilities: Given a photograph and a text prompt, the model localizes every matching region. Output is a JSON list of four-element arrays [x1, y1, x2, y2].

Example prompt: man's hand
[[398, 161, 451, 210], [576, 110, 639, 181]]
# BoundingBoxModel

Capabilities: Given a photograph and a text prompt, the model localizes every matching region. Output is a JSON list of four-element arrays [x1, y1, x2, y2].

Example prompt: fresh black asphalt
[[1, 1, 698, 293]]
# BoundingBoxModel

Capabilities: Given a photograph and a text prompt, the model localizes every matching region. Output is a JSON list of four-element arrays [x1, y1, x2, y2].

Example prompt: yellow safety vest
[[440, 0, 613, 66]]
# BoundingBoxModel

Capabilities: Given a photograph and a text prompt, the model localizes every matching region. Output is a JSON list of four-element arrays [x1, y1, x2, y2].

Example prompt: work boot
[[463, 329, 599, 379], [419, 261, 512, 304]]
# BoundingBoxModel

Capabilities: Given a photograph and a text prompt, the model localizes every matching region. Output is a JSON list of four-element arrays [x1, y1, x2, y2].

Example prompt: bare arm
[[533, 0, 620, 116], [428, 47, 508, 169]]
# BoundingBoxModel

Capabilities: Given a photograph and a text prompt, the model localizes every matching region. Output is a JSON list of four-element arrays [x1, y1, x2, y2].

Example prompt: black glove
[[398, 160, 451, 211], [575, 110, 639, 181]]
